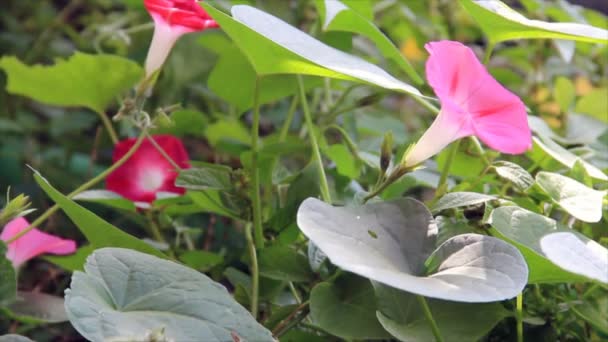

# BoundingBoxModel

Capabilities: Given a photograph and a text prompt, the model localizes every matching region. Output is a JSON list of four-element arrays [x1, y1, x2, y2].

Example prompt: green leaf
[[571, 295, 608, 334], [65, 248, 274, 341], [4, 291, 67, 323], [432, 192, 497, 214], [324, 144, 360, 179], [202, 4, 422, 96], [205, 118, 251, 147], [0, 242, 16, 305], [374, 283, 510, 342], [178, 250, 224, 272], [535, 171, 606, 223], [0, 52, 142, 113], [489, 206, 607, 283], [553, 77, 576, 112], [316, 0, 422, 84], [310, 274, 391, 340], [44, 245, 96, 272], [575, 88, 608, 123], [73, 190, 136, 212], [176, 165, 233, 191], [492, 161, 535, 191], [33, 172, 166, 258], [460, 0, 608, 44], [530, 135, 607, 181], [258, 245, 313, 282], [297, 198, 528, 302], [152, 110, 207, 138]]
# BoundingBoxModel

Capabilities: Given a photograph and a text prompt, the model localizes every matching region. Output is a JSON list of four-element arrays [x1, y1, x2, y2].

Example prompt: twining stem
[[251, 77, 265, 248], [244, 222, 259, 319], [434, 139, 461, 200], [416, 295, 444, 342], [279, 95, 299, 142], [97, 111, 119, 145], [6, 129, 149, 244], [146, 133, 181, 170], [296, 75, 332, 203], [144, 210, 166, 243], [517, 293, 524, 342]]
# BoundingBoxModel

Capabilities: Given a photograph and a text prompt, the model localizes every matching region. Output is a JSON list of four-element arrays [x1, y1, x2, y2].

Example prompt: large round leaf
[[65, 248, 273, 342], [297, 198, 528, 302], [490, 206, 608, 284]]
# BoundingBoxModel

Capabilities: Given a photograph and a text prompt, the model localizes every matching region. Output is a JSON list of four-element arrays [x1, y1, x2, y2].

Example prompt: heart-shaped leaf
[[65, 248, 274, 341], [202, 4, 422, 97], [316, 0, 422, 83], [297, 198, 528, 302], [374, 283, 510, 342], [0, 53, 142, 113], [460, 0, 608, 44], [432, 192, 497, 213], [489, 206, 607, 284], [310, 274, 391, 340], [492, 161, 534, 191], [535, 171, 606, 223]]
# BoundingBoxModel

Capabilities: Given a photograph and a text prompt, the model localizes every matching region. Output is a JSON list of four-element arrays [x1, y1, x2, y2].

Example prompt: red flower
[[143, 0, 218, 77], [106, 135, 190, 203]]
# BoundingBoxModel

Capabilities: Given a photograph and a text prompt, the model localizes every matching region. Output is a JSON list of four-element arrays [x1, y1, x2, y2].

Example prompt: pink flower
[[106, 135, 190, 203], [403, 41, 531, 167], [1, 217, 76, 268], [144, 0, 218, 77]]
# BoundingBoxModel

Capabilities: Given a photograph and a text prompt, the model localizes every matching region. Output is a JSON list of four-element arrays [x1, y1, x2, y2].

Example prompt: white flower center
[[139, 169, 166, 192]]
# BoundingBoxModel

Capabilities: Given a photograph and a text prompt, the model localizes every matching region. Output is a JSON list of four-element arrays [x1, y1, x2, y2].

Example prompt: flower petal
[[425, 41, 488, 106], [106, 135, 190, 203], [1, 217, 76, 267]]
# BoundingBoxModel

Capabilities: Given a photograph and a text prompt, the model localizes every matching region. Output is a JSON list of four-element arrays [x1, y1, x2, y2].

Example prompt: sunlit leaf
[[461, 0, 608, 44], [535, 171, 606, 223], [489, 206, 607, 283], [0, 53, 142, 113], [297, 198, 527, 302]]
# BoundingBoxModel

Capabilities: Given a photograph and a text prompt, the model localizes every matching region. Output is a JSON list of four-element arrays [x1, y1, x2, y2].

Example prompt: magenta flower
[[403, 41, 531, 167], [106, 135, 191, 203], [1, 217, 77, 268], [144, 0, 218, 78]]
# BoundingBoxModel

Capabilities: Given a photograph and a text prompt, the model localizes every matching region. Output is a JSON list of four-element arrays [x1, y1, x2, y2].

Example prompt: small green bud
[[0, 193, 34, 227], [380, 131, 393, 173]]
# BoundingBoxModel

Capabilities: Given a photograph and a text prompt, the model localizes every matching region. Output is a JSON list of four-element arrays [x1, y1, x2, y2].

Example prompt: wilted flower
[[1, 217, 76, 268], [106, 135, 190, 203], [403, 40, 531, 167]]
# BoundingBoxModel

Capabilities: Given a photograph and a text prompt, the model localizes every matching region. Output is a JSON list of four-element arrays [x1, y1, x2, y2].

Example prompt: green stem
[[7, 129, 149, 244], [517, 293, 524, 342], [251, 77, 265, 248], [484, 42, 496, 66], [417, 295, 444, 342], [434, 139, 461, 199], [279, 95, 299, 142], [144, 210, 166, 243], [244, 222, 259, 318], [97, 111, 119, 145], [469, 136, 491, 166], [146, 132, 181, 170], [297, 75, 332, 203]]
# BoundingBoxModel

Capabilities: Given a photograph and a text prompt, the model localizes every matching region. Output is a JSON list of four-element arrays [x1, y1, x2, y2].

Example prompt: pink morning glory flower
[[1, 217, 77, 268], [144, 0, 218, 78], [403, 40, 532, 167]]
